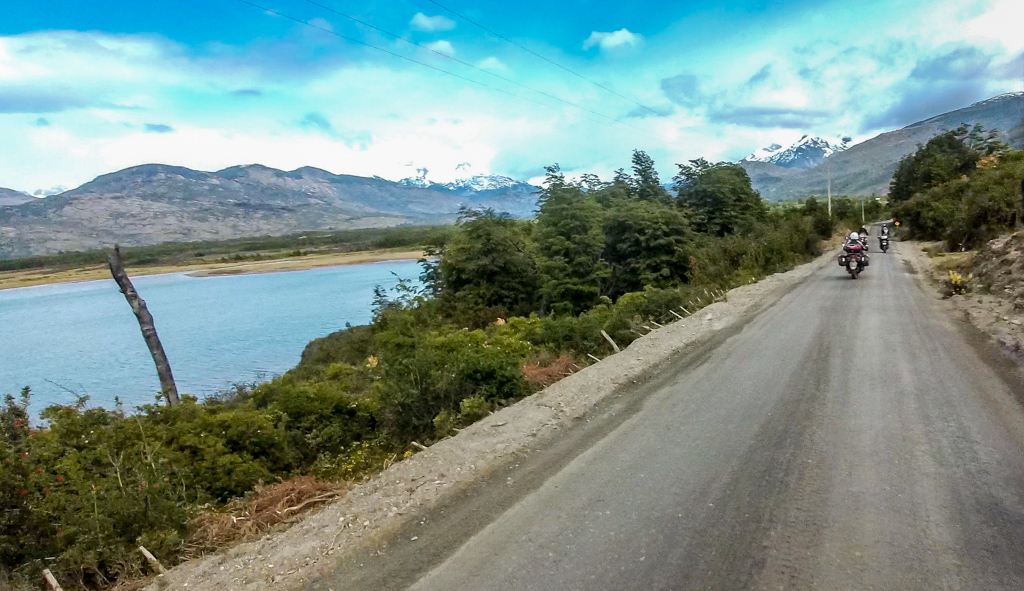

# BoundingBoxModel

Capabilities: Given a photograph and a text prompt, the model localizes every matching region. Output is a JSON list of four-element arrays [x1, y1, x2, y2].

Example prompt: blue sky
[[1, 0, 1021, 194]]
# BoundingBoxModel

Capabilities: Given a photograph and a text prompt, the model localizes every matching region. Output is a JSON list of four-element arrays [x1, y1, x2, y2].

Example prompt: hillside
[[0, 165, 538, 258], [0, 188, 33, 208], [742, 92, 1024, 200]]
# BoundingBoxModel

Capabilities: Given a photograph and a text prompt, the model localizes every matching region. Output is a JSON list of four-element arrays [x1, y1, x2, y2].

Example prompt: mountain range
[[0, 165, 538, 258], [2, 92, 1022, 258], [741, 92, 1024, 201]]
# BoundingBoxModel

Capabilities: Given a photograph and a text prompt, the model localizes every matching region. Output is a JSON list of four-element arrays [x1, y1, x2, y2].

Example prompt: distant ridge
[[740, 92, 1024, 200], [0, 188, 33, 208], [0, 165, 539, 258]]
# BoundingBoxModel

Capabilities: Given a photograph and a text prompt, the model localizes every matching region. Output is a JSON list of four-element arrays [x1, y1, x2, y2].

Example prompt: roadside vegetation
[[891, 124, 1023, 251], [2, 151, 869, 589]]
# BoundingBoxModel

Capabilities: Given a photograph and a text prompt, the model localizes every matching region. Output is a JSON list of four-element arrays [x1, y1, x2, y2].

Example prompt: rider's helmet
[[849, 232, 860, 241]]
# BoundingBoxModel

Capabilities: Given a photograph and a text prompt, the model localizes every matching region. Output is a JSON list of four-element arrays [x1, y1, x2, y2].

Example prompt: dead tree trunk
[[108, 245, 180, 406]]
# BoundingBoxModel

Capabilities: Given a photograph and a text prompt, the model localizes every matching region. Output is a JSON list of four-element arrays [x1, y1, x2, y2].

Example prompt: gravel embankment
[[147, 251, 832, 591], [901, 238, 1024, 370]]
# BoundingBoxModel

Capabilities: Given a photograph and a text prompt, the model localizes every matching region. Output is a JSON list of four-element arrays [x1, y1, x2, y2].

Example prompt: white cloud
[[410, 12, 456, 32], [582, 29, 641, 51], [424, 40, 455, 57], [2, 0, 1023, 195], [477, 56, 507, 72], [962, 0, 1024, 52]]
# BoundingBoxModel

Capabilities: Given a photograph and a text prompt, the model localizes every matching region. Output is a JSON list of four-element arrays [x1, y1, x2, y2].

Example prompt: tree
[[612, 168, 633, 194], [434, 209, 540, 319], [893, 149, 1024, 249], [109, 245, 179, 405], [889, 125, 1007, 202], [577, 173, 607, 192], [631, 150, 670, 203], [535, 165, 608, 315], [602, 199, 692, 298], [674, 159, 767, 236]]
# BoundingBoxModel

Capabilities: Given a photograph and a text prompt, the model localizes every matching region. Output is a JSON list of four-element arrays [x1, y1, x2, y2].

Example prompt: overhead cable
[[422, 0, 663, 117], [298, 0, 643, 130]]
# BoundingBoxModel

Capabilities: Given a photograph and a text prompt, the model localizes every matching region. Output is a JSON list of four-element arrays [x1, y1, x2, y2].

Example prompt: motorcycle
[[879, 234, 890, 253], [839, 241, 869, 279]]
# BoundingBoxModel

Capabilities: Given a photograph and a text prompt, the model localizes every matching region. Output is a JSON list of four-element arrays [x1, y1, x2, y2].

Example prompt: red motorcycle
[[838, 240, 868, 279]]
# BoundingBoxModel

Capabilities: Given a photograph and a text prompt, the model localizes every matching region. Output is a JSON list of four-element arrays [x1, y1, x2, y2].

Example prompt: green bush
[[894, 150, 1024, 249], [374, 324, 534, 442]]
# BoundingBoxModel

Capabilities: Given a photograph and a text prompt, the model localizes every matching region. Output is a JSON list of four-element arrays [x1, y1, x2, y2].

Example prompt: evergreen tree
[[435, 208, 539, 318], [535, 165, 608, 315], [674, 159, 767, 236], [602, 199, 692, 298], [631, 149, 670, 203]]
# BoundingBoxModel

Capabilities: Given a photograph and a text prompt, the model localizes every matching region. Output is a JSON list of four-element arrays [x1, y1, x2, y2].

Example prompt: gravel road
[[348, 242, 1024, 590]]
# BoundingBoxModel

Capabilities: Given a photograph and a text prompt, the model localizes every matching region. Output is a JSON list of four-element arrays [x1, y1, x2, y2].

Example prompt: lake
[[0, 260, 421, 417]]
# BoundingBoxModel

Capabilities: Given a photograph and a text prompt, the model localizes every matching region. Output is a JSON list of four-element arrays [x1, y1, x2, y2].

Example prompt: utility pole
[[861, 198, 866, 225], [827, 158, 832, 218]]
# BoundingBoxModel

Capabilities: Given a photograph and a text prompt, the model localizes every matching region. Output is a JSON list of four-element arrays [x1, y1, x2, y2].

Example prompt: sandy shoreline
[[0, 248, 425, 291]]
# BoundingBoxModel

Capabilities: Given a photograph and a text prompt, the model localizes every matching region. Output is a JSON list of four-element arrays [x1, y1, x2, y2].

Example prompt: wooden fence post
[[600, 330, 620, 353], [109, 245, 180, 406], [42, 569, 63, 591], [139, 545, 167, 574]]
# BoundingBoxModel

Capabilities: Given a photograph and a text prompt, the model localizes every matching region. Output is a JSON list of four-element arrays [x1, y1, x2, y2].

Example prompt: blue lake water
[[0, 260, 421, 417]]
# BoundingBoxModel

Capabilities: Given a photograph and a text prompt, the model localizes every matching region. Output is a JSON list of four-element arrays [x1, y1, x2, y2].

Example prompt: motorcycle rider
[[844, 231, 868, 266], [857, 226, 869, 251], [878, 223, 890, 251]]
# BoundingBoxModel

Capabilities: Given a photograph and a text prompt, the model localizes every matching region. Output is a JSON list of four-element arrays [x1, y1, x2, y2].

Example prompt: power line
[[234, 0, 647, 135], [236, 0, 550, 110], [297, 0, 643, 130], [422, 0, 662, 117]]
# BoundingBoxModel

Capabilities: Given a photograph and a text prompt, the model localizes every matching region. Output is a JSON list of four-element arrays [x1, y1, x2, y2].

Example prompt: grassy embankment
[[0, 225, 449, 290]]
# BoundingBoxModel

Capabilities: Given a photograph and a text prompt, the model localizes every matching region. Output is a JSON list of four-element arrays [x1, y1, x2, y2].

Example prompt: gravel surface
[[902, 238, 1024, 374], [389, 240, 1024, 591], [146, 250, 830, 591]]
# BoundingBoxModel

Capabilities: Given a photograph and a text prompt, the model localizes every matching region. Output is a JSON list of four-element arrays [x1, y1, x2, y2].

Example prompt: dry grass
[[185, 477, 348, 559], [107, 576, 155, 591], [932, 251, 976, 273], [522, 354, 578, 389], [0, 248, 424, 290]]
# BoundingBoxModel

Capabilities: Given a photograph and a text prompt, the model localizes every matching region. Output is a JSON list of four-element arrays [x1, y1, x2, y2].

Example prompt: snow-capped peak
[[398, 162, 527, 192], [397, 167, 431, 188], [742, 134, 852, 169], [970, 91, 1024, 108], [745, 143, 785, 163]]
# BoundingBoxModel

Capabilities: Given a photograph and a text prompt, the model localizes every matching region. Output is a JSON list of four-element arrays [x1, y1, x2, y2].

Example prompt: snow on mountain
[[745, 143, 785, 163], [970, 91, 1024, 108], [398, 162, 530, 192], [446, 175, 521, 191], [743, 135, 852, 169]]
